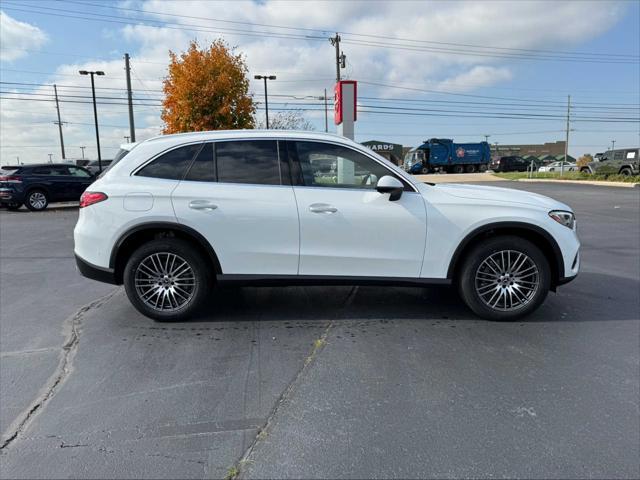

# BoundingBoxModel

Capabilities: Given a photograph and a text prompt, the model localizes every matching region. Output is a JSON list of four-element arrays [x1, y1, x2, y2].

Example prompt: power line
[[59, 0, 640, 61], [3, 2, 637, 64]]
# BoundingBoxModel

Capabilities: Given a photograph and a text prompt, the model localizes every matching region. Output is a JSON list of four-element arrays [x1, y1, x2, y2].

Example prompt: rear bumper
[[75, 254, 118, 284], [0, 188, 21, 203]]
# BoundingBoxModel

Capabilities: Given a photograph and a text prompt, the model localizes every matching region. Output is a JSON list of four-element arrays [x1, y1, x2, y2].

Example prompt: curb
[[0, 202, 78, 213], [511, 179, 639, 188]]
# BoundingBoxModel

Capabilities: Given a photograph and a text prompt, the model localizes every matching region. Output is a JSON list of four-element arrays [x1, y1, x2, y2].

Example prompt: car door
[[288, 140, 427, 278], [66, 166, 94, 199], [171, 140, 299, 275], [31, 166, 67, 201]]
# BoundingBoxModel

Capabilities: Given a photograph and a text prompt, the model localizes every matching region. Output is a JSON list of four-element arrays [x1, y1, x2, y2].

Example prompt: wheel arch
[[109, 222, 222, 284], [25, 184, 51, 198], [446, 221, 564, 289]]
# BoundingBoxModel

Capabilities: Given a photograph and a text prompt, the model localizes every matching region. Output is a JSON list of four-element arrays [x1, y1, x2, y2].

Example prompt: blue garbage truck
[[404, 138, 491, 174]]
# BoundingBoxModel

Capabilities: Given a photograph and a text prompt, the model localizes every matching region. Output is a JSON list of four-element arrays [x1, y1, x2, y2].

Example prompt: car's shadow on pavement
[[178, 271, 638, 324]]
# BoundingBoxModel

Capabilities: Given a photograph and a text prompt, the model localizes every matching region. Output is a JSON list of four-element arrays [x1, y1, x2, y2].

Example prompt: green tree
[[162, 40, 255, 133]]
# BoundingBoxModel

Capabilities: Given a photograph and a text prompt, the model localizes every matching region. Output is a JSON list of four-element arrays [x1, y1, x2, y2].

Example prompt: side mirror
[[376, 175, 404, 201]]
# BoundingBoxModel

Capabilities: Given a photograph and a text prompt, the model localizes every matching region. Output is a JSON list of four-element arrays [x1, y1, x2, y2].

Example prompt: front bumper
[[75, 254, 118, 284]]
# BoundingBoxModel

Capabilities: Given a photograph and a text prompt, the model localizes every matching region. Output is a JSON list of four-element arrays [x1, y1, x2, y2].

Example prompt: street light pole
[[80, 146, 86, 160], [79, 70, 105, 172], [254, 75, 276, 129]]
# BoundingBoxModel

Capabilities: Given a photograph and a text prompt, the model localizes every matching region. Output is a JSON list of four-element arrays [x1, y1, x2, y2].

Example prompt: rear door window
[[184, 143, 215, 182], [216, 140, 281, 185], [137, 143, 202, 180], [32, 167, 53, 175]]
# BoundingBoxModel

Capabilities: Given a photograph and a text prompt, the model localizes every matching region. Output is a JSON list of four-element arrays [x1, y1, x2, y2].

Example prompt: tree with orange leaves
[[161, 40, 255, 133]]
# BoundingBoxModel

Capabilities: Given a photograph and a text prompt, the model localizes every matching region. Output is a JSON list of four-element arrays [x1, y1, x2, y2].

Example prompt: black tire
[[457, 236, 551, 321], [123, 238, 212, 321], [452, 165, 465, 174], [420, 167, 429, 174], [478, 164, 488, 172], [620, 167, 632, 176], [25, 189, 48, 211], [6, 202, 21, 210], [465, 164, 476, 173], [580, 167, 591, 174]]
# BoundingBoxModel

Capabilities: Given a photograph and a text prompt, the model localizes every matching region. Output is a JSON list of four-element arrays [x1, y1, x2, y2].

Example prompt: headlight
[[549, 210, 575, 229]]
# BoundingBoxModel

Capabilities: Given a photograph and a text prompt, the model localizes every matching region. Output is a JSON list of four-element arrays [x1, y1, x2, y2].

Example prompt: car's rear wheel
[[620, 167, 633, 176], [123, 238, 211, 321], [458, 236, 551, 321], [25, 190, 48, 211], [580, 167, 591, 174]]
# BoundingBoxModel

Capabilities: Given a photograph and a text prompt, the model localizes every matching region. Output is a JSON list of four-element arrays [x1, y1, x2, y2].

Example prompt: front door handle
[[309, 203, 337, 214], [189, 200, 218, 211]]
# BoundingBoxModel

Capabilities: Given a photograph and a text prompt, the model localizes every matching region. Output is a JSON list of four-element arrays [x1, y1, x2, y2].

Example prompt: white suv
[[74, 130, 580, 321]]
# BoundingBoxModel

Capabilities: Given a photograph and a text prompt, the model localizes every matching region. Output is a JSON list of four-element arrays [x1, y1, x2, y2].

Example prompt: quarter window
[[293, 141, 403, 190], [137, 143, 202, 180], [216, 140, 281, 185], [613, 151, 624, 160]]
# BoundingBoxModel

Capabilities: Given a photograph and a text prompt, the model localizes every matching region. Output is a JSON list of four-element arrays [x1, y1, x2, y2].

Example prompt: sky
[[0, 0, 639, 164]]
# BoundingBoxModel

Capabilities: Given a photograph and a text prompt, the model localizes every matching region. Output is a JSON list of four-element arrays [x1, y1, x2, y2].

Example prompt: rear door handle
[[189, 200, 218, 211], [309, 203, 337, 214]]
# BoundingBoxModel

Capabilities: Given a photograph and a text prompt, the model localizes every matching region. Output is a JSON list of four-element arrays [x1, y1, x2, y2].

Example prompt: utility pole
[[53, 84, 66, 160], [484, 134, 490, 143], [329, 33, 346, 82], [611, 139, 616, 150], [48, 153, 53, 163], [80, 146, 86, 159], [124, 53, 136, 142], [562, 94, 570, 176], [124, 136, 130, 143], [319, 89, 329, 132]]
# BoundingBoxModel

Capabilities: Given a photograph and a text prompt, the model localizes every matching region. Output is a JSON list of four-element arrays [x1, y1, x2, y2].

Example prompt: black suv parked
[[0, 164, 94, 211], [490, 156, 531, 172]]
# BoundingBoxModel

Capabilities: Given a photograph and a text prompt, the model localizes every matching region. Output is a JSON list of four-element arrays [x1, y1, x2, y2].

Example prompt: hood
[[434, 183, 571, 211]]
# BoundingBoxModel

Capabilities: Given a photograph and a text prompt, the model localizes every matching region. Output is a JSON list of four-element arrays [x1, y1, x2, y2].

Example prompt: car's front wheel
[[123, 238, 212, 321], [458, 236, 551, 321]]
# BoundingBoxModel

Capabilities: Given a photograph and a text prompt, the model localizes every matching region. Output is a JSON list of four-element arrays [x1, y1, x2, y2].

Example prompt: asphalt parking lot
[[0, 182, 638, 479]]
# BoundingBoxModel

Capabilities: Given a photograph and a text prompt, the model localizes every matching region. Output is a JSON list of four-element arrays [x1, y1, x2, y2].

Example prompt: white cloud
[[0, 11, 48, 61]]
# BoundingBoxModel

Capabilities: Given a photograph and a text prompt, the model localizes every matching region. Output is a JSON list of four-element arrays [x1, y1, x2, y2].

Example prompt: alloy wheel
[[29, 192, 47, 210], [134, 252, 196, 312], [474, 250, 540, 312]]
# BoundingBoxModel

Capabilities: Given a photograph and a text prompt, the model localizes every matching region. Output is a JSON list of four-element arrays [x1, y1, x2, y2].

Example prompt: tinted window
[[137, 143, 202, 180], [613, 150, 624, 160], [293, 141, 404, 190], [32, 167, 53, 175], [68, 166, 91, 177], [216, 140, 280, 185], [184, 143, 215, 182]]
